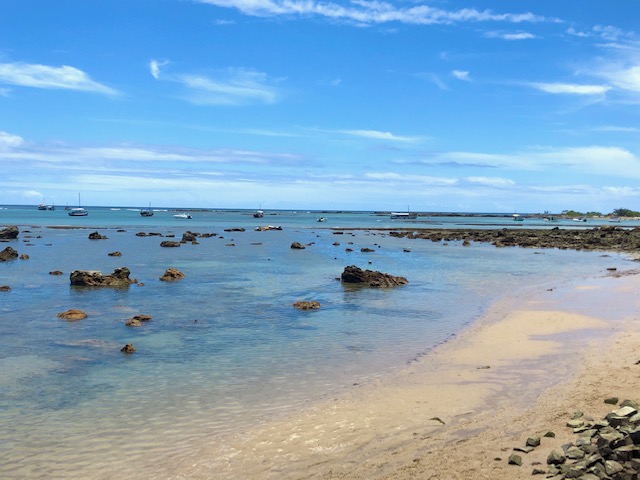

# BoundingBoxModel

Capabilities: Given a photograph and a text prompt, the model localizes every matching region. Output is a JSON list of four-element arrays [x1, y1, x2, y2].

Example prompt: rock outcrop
[[291, 242, 306, 249], [160, 241, 181, 248], [341, 265, 408, 288], [57, 309, 88, 321], [159, 268, 185, 282], [0, 226, 19, 240], [88, 231, 108, 240], [120, 343, 136, 354], [125, 314, 152, 327], [0, 246, 19, 262], [70, 267, 136, 287]]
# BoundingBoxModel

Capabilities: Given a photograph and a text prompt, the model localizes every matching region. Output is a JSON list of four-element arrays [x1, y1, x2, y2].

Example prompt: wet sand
[[172, 267, 640, 479]]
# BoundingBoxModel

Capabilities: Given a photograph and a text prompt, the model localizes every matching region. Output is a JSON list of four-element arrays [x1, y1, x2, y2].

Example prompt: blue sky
[[1, 0, 639, 212]]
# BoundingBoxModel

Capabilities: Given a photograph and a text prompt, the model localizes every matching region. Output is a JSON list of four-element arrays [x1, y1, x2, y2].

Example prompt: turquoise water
[[0, 206, 630, 479]]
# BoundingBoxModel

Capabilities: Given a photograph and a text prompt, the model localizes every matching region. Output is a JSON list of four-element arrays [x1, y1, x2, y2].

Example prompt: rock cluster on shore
[[510, 398, 640, 478]]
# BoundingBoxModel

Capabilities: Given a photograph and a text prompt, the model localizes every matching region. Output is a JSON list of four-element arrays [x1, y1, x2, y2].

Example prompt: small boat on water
[[573, 217, 587, 222], [512, 214, 524, 222], [173, 213, 192, 219], [140, 204, 154, 217], [68, 207, 88, 217], [390, 212, 417, 219], [609, 217, 621, 223], [68, 194, 87, 216], [317, 216, 327, 222], [253, 210, 264, 218]]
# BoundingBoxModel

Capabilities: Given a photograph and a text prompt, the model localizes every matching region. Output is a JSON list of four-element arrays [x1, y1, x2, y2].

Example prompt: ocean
[[0, 206, 634, 479]]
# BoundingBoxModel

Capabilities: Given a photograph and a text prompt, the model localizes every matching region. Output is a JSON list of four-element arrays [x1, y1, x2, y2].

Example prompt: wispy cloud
[[150, 62, 282, 106], [194, 0, 551, 26], [530, 82, 611, 95], [465, 176, 515, 187], [339, 129, 420, 143], [0, 131, 24, 150], [485, 31, 537, 41], [452, 70, 470, 81], [149, 59, 169, 79], [0, 62, 118, 95]]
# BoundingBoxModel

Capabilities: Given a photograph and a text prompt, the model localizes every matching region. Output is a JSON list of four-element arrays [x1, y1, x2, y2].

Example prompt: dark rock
[[224, 228, 245, 232], [120, 343, 136, 354], [360, 247, 375, 252], [293, 301, 321, 310], [125, 315, 152, 327], [19, 254, 29, 260], [0, 246, 19, 261], [291, 242, 306, 249], [0, 285, 11, 291], [160, 241, 181, 247], [49, 270, 64, 275], [341, 265, 408, 288], [88, 231, 107, 240], [0, 226, 19, 239], [181, 231, 199, 242], [70, 268, 136, 287], [57, 309, 88, 321], [108, 251, 122, 257], [160, 268, 185, 281]]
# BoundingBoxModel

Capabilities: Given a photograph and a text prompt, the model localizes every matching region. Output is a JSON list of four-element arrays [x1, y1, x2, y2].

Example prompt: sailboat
[[68, 194, 88, 216], [140, 203, 154, 217]]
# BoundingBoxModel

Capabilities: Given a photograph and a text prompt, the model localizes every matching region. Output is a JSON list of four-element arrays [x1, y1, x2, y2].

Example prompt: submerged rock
[[57, 309, 88, 321], [293, 301, 321, 310], [290, 242, 305, 249], [120, 343, 136, 354], [341, 265, 408, 288], [70, 267, 136, 287]]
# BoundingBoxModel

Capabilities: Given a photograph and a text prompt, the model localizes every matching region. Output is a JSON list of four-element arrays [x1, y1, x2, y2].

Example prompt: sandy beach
[[173, 265, 640, 479]]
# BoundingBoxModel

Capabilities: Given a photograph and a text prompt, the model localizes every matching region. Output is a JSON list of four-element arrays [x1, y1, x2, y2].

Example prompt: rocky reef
[[70, 267, 136, 287], [388, 226, 640, 254], [341, 265, 408, 288]]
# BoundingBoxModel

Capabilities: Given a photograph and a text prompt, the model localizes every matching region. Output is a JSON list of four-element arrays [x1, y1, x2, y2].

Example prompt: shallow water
[[0, 207, 630, 478]]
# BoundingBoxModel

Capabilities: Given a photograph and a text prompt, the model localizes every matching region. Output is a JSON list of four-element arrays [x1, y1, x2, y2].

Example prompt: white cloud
[[601, 65, 640, 92], [530, 82, 611, 95], [0, 62, 118, 95], [364, 172, 457, 185], [162, 68, 281, 106], [149, 59, 169, 79], [486, 31, 536, 41], [339, 129, 419, 142], [0, 131, 24, 150], [452, 70, 470, 81], [194, 0, 549, 26], [465, 176, 515, 187]]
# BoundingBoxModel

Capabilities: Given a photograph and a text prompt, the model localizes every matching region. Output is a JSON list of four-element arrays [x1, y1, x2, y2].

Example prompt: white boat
[[68, 194, 87, 216], [173, 213, 192, 219], [609, 217, 621, 223], [573, 217, 587, 222], [68, 207, 88, 217], [253, 210, 264, 218], [317, 216, 327, 222], [390, 212, 417, 219]]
